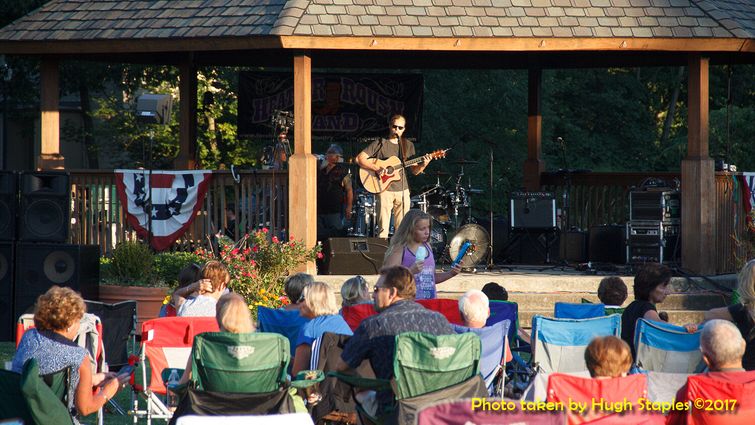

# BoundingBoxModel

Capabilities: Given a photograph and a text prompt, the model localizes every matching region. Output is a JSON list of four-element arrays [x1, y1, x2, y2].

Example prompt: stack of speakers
[[0, 171, 99, 341], [627, 189, 681, 265]]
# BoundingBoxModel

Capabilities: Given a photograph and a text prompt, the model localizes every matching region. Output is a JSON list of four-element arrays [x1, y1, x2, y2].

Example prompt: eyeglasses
[[373, 285, 385, 292], [391, 125, 404, 130]]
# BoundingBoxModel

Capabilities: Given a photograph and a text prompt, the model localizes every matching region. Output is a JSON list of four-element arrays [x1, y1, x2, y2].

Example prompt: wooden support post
[[176, 61, 197, 169], [523, 67, 544, 191], [290, 52, 317, 274], [37, 59, 64, 170], [681, 54, 715, 275]]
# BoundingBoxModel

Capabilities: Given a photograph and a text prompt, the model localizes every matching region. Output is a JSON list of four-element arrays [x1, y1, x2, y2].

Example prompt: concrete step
[[517, 310, 706, 329]]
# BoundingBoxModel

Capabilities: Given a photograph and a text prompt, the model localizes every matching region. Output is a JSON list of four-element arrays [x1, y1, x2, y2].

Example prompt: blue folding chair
[[554, 302, 605, 319], [257, 306, 310, 357], [633, 318, 704, 373], [531, 314, 622, 373], [453, 319, 510, 396], [486, 301, 518, 343]]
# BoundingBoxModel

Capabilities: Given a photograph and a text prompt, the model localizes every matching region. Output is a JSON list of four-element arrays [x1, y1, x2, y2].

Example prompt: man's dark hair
[[379, 266, 416, 299], [481, 282, 508, 301], [597, 277, 627, 306], [633, 263, 672, 301]]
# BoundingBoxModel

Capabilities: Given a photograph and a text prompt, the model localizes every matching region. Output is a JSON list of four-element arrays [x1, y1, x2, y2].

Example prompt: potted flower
[[194, 228, 321, 316], [100, 241, 202, 326]]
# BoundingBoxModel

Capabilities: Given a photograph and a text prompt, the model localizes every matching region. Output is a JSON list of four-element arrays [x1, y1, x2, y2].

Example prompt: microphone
[[556, 137, 564, 144]]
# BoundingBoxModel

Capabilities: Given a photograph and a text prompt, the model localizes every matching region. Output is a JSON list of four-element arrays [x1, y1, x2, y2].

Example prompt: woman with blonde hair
[[383, 209, 460, 299], [697, 259, 755, 370], [178, 260, 230, 317], [292, 282, 352, 374], [340, 275, 371, 307], [12, 286, 127, 419]]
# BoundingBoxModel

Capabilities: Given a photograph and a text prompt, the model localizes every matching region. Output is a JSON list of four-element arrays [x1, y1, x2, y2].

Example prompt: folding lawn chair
[[175, 413, 315, 424], [679, 371, 755, 425], [0, 358, 74, 425], [531, 314, 621, 374], [453, 319, 511, 396], [170, 332, 321, 422], [417, 398, 566, 425], [416, 298, 464, 325], [132, 316, 219, 425], [633, 318, 704, 373], [333, 331, 487, 425], [16, 312, 107, 424], [547, 373, 648, 425], [257, 306, 310, 357], [341, 303, 377, 331], [554, 302, 605, 319], [85, 299, 138, 370]]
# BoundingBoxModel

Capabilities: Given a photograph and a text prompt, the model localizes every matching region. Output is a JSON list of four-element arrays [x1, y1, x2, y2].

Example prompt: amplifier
[[510, 192, 556, 230], [630, 190, 681, 222], [626, 221, 680, 264]]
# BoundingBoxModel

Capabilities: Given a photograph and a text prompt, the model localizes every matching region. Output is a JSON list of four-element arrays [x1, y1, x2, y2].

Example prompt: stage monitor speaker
[[0, 242, 13, 341], [18, 171, 70, 242], [14, 244, 100, 322], [503, 230, 560, 265], [0, 172, 17, 241], [321, 237, 388, 275], [588, 225, 626, 264], [510, 193, 556, 230], [560, 230, 587, 263]]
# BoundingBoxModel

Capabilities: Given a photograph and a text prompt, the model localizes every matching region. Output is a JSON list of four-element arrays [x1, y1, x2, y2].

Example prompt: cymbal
[[429, 170, 449, 176], [452, 159, 479, 165]]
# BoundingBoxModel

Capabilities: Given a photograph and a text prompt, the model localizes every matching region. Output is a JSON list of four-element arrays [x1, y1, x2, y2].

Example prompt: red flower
[[252, 246, 259, 253], [272, 236, 279, 244], [317, 252, 324, 259], [290, 236, 295, 241], [231, 248, 239, 256], [243, 248, 251, 255], [262, 228, 269, 233]]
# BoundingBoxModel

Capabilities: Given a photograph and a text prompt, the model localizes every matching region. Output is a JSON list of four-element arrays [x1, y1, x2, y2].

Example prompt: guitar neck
[[394, 156, 425, 171]]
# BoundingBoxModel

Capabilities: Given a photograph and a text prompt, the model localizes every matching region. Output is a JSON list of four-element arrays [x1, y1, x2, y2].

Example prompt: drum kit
[[348, 158, 491, 268]]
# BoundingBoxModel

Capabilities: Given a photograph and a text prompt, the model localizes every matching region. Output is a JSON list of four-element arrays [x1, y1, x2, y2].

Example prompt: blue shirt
[[296, 314, 352, 347]]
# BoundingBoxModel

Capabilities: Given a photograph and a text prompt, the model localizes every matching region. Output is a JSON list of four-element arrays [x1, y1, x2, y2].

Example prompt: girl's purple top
[[401, 242, 436, 299]]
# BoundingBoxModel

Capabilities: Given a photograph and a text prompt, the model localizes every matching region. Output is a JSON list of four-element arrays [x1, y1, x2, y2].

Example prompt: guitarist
[[356, 114, 431, 238]]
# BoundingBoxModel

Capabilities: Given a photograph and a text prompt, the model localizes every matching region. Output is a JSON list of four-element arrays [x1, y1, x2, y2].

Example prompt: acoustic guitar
[[359, 149, 449, 194]]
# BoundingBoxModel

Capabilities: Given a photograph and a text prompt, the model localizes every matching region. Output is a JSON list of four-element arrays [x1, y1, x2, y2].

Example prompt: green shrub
[[105, 241, 155, 286], [152, 251, 203, 288]]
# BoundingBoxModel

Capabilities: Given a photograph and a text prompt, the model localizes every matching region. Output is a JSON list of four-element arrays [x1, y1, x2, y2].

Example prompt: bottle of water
[[166, 369, 180, 409]]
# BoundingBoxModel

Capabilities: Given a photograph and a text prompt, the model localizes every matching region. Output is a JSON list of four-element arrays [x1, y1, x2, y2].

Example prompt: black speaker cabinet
[[0, 172, 17, 241], [510, 195, 556, 230], [588, 225, 627, 264], [560, 230, 587, 263], [14, 244, 100, 321], [503, 230, 560, 265], [0, 242, 13, 341], [18, 171, 70, 242], [321, 237, 388, 275]]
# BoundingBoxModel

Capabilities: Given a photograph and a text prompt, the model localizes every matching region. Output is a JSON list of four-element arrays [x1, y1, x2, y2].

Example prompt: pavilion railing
[[69, 169, 289, 256], [542, 171, 746, 274]]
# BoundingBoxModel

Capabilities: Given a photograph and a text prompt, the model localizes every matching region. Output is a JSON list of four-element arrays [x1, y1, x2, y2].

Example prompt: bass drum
[[447, 224, 490, 269], [430, 220, 449, 262]]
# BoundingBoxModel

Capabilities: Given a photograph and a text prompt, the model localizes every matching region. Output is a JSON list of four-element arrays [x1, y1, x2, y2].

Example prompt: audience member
[[283, 273, 314, 311], [164, 263, 203, 316], [584, 336, 632, 378], [481, 282, 508, 301], [621, 263, 671, 358], [597, 276, 627, 308], [697, 260, 755, 371], [177, 261, 229, 317], [458, 289, 490, 329], [12, 286, 127, 418], [178, 293, 254, 384], [336, 266, 453, 409], [668, 320, 755, 425], [292, 282, 353, 374], [340, 276, 371, 307]]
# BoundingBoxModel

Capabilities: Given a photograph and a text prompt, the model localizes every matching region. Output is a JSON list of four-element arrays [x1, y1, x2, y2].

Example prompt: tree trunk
[[660, 66, 685, 146]]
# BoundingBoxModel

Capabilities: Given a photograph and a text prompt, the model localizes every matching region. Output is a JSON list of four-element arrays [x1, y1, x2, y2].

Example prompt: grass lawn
[[1, 341, 156, 425]]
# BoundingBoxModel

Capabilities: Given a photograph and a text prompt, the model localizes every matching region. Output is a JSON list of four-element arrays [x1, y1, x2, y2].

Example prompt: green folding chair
[[0, 358, 74, 425], [333, 331, 487, 425]]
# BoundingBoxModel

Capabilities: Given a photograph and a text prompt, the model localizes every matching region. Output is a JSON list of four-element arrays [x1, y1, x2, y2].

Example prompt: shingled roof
[[0, 0, 752, 54]]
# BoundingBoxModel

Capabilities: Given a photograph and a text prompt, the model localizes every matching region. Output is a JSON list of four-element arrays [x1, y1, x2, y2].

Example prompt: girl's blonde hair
[[302, 282, 339, 317], [341, 276, 370, 307], [737, 259, 755, 326], [215, 293, 254, 333], [385, 209, 431, 259]]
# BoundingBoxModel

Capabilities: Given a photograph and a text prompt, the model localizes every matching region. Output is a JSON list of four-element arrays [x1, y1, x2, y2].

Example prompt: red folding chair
[[131, 316, 219, 425], [683, 371, 755, 425], [416, 298, 464, 325], [547, 373, 649, 425], [341, 304, 377, 331]]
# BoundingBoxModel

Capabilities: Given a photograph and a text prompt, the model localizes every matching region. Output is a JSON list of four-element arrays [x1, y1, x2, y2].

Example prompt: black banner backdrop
[[238, 72, 423, 142]]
